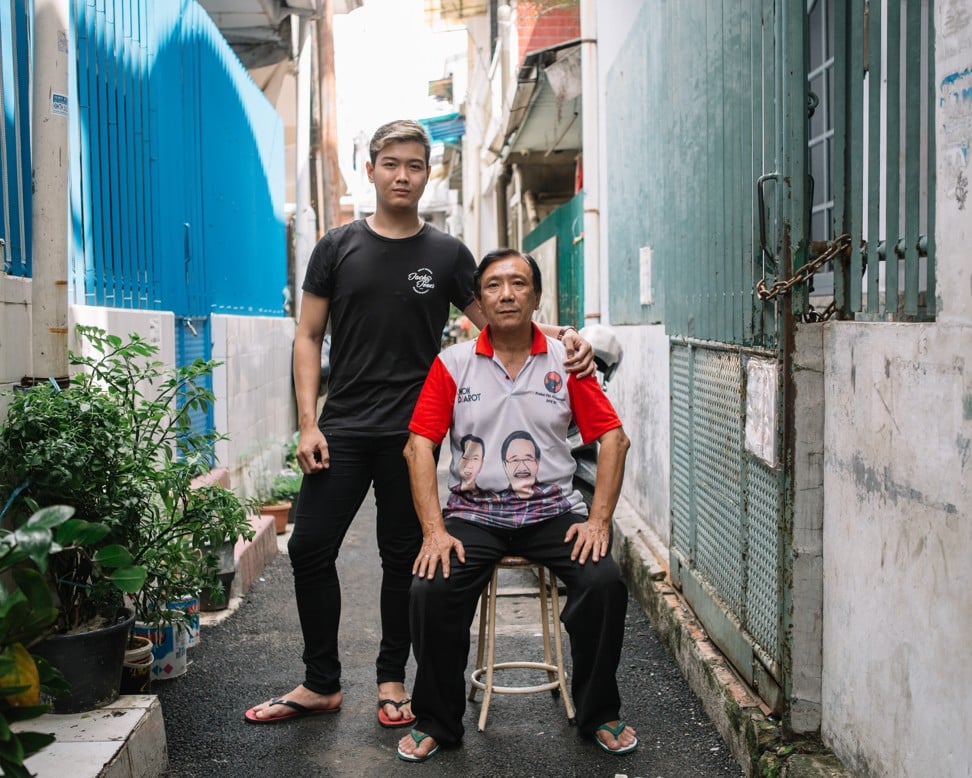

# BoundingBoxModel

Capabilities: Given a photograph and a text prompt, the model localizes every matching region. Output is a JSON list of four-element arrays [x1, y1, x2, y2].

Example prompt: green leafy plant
[[0, 505, 76, 777], [132, 479, 254, 625], [269, 470, 302, 504], [0, 384, 148, 632], [0, 325, 254, 634]]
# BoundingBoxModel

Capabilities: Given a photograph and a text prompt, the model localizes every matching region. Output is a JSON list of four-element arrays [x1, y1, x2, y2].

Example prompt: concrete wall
[[819, 13, 972, 775], [64, 306, 296, 501], [821, 324, 971, 777], [610, 323, 671, 545], [0, 276, 32, 415], [593, 1, 664, 543], [69, 305, 175, 358], [212, 314, 296, 500]]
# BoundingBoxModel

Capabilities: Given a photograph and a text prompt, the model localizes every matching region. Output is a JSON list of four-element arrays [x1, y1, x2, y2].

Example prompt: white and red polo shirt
[[408, 324, 623, 529]]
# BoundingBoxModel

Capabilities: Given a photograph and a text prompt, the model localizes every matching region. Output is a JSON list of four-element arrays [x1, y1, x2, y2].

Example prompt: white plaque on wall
[[745, 357, 780, 467]]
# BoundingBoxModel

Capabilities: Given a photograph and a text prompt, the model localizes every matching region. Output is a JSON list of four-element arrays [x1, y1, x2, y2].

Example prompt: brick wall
[[516, 1, 580, 59]]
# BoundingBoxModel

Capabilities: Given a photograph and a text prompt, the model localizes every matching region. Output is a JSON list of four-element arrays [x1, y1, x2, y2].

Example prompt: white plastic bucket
[[134, 620, 189, 680]]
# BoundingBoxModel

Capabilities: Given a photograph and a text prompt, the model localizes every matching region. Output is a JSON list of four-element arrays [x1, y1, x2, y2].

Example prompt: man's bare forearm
[[293, 331, 323, 432], [403, 434, 447, 535], [588, 426, 630, 527]]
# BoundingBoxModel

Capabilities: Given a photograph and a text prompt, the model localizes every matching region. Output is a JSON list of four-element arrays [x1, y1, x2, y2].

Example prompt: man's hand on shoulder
[[560, 328, 596, 378]]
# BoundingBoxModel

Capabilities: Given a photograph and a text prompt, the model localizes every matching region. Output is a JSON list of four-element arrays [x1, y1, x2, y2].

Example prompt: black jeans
[[409, 513, 628, 745], [287, 432, 421, 694]]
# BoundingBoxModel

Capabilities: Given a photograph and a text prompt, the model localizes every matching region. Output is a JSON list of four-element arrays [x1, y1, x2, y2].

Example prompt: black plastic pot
[[33, 608, 135, 713]]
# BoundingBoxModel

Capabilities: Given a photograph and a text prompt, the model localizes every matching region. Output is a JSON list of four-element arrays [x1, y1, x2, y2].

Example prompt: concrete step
[[15, 696, 167, 778]]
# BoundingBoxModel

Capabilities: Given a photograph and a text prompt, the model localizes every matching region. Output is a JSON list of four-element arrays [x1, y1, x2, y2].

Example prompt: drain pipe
[[580, 0, 601, 324], [293, 15, 316, 320], [29, 0, 71, 383]]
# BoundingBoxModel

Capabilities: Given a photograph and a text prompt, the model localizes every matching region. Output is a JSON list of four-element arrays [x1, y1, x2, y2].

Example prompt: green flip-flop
[[397, 729, 440, 763], [595, 720, 639, 755]]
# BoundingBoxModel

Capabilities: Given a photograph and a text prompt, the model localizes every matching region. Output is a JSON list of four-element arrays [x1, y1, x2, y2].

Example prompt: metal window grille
[[831, 0, 936, 320]]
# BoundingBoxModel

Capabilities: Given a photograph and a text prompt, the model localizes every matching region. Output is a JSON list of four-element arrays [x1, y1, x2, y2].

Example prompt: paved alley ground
[[156, 491, 743, 778]]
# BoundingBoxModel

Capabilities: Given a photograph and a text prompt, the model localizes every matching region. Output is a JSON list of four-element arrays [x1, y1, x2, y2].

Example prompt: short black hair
[[473, 249, 542, 299]]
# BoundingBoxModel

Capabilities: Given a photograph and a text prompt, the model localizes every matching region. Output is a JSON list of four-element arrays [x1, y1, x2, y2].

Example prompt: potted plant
[[0, 325, 254, 696], [0, 505, 76, 776], [264, 469, 302, 534], [258, 433, 302, 534], [130, 477, 253, 677], [0, 374, 149, 712]]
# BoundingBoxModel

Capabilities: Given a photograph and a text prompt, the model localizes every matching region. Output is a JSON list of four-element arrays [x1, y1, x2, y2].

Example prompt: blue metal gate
[[0, 0, 32, 276], [66, 0, 287, 440], [69, 0, 286, 318]]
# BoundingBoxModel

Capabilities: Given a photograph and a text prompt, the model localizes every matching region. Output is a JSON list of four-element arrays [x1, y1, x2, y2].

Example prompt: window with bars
[[808, 0, 936, 321]]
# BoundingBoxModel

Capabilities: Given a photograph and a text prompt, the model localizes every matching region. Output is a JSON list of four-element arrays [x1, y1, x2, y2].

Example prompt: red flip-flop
[[378, 697, 416, 728], [244, 696, 341, 724]]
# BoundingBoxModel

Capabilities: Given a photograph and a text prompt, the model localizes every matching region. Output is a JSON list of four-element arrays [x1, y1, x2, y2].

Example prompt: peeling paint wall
[[594, 0, 663, 540], [938, 0, 972, 326], [821, 325, 972, 777], [820, 11, 972, 773]]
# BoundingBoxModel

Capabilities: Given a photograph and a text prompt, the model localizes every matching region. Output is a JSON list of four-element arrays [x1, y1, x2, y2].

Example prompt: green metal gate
[[648, 0, 809, 713], [606, 0, 937, 721]]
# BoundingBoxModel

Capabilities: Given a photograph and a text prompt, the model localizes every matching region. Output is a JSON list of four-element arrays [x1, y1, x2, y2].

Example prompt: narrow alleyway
[[156, 491, 742, 778]]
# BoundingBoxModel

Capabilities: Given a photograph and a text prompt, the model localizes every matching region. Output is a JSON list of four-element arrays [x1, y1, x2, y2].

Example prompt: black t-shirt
[[302, 219, 476, 435]]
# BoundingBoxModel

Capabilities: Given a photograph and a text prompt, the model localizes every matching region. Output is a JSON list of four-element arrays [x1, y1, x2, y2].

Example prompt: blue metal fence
[[0, 0, 32, 276], [69, 0, 286, 318]]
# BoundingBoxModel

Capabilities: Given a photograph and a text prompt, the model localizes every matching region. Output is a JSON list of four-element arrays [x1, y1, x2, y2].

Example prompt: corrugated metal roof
[[419, 112, 466, 145], [495, 40, 582, 159], [198, 0, 362, 66]]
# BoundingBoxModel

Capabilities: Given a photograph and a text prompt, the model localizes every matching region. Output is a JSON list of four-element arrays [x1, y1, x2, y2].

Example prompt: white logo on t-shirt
[[409, 269, 435, 294]]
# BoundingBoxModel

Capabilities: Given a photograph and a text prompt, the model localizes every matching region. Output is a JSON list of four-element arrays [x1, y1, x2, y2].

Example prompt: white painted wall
[[70, 305, 176, 366], [609, 324, 671, 545], [820, 13, 972, 775], [212, 313, 296, 500]]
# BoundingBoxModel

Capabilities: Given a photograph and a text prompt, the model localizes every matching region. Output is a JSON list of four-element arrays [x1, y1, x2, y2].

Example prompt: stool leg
[[468, 586, 488, 702], [550, 573, 576, 724], [478, 565, 500, 732], [537, 567, 556, 688]]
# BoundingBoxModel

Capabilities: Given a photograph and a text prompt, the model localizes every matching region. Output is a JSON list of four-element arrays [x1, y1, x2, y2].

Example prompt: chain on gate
[[756, 233, 852, 321]]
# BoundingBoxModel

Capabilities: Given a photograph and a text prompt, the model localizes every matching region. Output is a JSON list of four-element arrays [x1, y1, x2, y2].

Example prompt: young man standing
[[245, 121, 594, 728], [398, 249, 637, 761]]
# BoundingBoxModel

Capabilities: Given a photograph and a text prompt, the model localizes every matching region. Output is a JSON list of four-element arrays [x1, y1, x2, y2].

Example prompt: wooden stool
[[467, 555, 576, 731]]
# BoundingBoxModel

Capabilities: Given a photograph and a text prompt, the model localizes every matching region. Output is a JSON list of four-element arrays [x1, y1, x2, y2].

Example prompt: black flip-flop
[[378, 697, 416, 728], [244, 696, 341, 724]]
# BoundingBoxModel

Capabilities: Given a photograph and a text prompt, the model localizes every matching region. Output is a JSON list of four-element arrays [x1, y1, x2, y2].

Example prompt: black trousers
[[409, 513, 628, 745], [287, 432, 421, 694]]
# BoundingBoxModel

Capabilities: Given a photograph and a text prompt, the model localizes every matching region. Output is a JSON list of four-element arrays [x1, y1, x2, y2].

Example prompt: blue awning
[[419, 112, 465, 146]]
